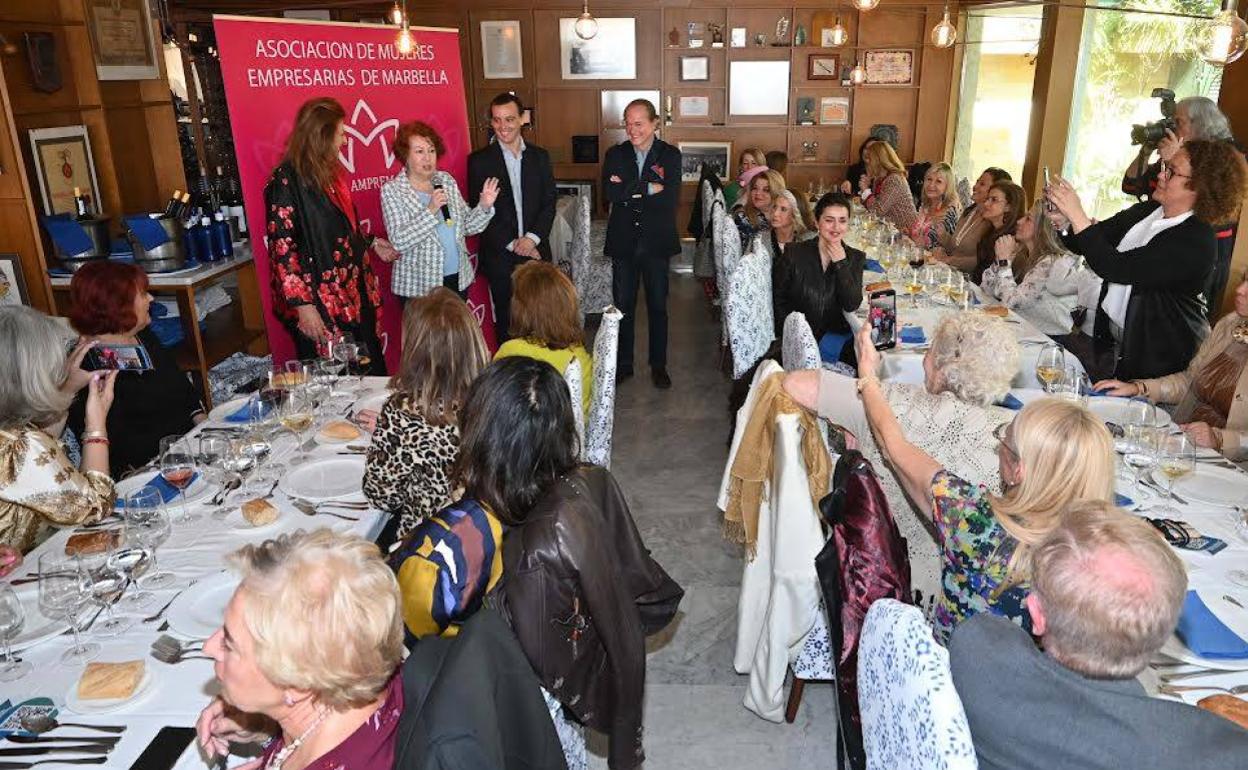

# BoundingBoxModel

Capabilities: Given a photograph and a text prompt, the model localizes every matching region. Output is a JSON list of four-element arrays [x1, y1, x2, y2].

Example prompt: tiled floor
[[585, 270, 840, 768]]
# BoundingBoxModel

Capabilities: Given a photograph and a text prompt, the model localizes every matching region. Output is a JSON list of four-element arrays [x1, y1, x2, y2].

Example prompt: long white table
[[2, 379, 392, 769]]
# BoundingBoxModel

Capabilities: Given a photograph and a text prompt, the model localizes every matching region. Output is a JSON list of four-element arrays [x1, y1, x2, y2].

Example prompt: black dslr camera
[[1130, 88, 1177, 146]]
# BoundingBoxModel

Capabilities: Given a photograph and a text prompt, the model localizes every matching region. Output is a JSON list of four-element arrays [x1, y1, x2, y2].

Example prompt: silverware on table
[[209, 478, 241, 507], [1139, 477, 1188, 505], [0, 746, 113, 757], [141, 578, 198, 624], [1223, 594, 1246, 610], [1160, 667, 1241, 683], [149, 645, 213, 665], [8, 734, 120, 745], [289, 500, 360, 522], [151, 634, 203, 655], [1160, 682, 1248, 696], [0, 759, 108, 769]]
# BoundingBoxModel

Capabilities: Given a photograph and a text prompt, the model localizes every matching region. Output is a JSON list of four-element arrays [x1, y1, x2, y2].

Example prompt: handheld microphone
[[432, 183, 453, 226]]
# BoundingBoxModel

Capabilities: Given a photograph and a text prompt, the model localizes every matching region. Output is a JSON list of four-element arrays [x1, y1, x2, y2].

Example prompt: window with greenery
[[1063, 0, 1224, 221]]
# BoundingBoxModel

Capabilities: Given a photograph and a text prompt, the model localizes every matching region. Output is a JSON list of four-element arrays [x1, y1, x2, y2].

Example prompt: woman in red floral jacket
[[264, 97, 398, 373]]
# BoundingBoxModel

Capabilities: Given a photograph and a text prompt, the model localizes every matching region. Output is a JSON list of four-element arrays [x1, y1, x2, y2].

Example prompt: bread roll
[[865, 281, 893, 293], [65, 529, 120, 556], [241, 498, 280, 526], [981, 305, 1009, 318], [319, 420, 362, 441], [77, 660, 144, 700], [1198, 694, 1248, 730]]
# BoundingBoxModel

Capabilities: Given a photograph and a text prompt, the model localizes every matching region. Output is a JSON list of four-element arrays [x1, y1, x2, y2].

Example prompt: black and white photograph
[[678, 141, 732, 183], [559, 17, 636, 80]]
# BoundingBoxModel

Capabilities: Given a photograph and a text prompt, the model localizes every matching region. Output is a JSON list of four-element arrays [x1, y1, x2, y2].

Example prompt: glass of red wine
[[159, 436, 199, 523]]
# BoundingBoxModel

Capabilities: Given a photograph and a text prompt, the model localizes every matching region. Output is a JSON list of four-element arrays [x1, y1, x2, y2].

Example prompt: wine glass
[[215, 439, 258, 517], [109, 538, 155, 610], [1034, 343, 1066, 394], [123, 489, 175, 589], [198, 435, 229, 486], [81, 551, 131, 638], [946, 271, 967, 309], [280, 387, 316, 462], [284, 360, 312, 389], [1156, 433, 1196, 514], [160, 436, 199, 523], [1122, 424, 1159, 499], [921, 265, 943, 307], [0, 584, 31, 681], [38, 553, 98, 665], [903, 266, 924, 309]]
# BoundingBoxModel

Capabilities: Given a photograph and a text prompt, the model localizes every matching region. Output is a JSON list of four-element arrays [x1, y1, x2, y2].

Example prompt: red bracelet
[[83, 437, 110, 447]]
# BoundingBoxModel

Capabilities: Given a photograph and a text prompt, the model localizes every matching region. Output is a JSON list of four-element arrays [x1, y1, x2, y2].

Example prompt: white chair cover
[[781, 312, 821, 372], [791, 597, 835, 680], [693, 181, 722, 280], [725, 242, 774, 379], [564, 357, 586, 451], [584, 305, 622, 467], [718, 209, 743, 294], [859, 599, 978, 770], [711, 204, 730, 294], [571, 195, 612, 319]]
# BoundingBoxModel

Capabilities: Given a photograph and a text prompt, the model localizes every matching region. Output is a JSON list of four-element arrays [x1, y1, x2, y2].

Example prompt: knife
[[4, 736, 120, 745], [0, 745, 113, 756], [0, 759, 107, 769]]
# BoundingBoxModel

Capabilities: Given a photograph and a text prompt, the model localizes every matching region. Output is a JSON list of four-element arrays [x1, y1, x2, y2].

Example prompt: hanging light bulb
[[852, 0, 881, 12], [574, 1, 599, 40], [828, 16, 848, 47], [396, 20, 414, 54], [850, 60, 867, 85], [930, 4, 958, 49], [1201, 0, 1248, 65], [388, 2, 404, 26]]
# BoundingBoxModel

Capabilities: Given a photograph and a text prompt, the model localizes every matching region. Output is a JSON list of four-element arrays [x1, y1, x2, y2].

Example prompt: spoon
[[20, 715, 126, 735]]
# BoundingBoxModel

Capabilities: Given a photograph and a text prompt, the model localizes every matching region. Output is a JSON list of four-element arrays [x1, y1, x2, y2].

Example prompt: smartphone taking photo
[[868, 288, 897, 350]]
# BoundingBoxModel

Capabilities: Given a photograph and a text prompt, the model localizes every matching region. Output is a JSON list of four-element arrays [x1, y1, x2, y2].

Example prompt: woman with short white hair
[[0, 306, 116, 557], [762, 188, 815, 258], [785, 310, 1021, 602], [195, 529, 405, 770]]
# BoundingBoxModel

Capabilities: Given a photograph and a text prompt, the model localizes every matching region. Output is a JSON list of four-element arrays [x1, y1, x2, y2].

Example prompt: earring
[[284, 694, 295, 706]]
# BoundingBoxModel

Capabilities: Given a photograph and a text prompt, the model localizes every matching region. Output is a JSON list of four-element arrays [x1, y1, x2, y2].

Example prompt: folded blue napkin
[[125, 215, 171, 252], [899, 326, 926, 344], [864, 258, 884, 273], [1113, 492, 1133, 508], [819, 331, 852, 364], [226, 396, 271, 423], [1176, 591, 1248, 659], [115, 471, 200, 509], [996, 393, 1024, 410], [41, 215, 94, 257]]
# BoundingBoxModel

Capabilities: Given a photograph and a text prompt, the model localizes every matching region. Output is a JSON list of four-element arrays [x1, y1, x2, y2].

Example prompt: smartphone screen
[[128, 726, 196, 770], [84, 343, 153, 372], [868, 290, 897, 350]]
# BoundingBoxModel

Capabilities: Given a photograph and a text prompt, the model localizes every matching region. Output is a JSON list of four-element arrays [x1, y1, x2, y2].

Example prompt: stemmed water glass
[[1122, 424, 1159, 499], [38, 553, 97, 665], [160, 436, 199, 523], [198, 435, 230, 486], [1035, 343, 1065, 394], [1156, 433, 1196, 514], [123, 489, 175, 590], [0, 584, 31, 681], [81, 550, 132, 638]]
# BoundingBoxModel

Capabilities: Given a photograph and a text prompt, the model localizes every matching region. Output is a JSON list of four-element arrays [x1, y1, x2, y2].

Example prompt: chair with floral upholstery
[[583, 305, 622, 468], [570, 195, 612, 320], [563, 356, 586, 452], [781, 312, 822, 372], [725, 242, 775, 379]]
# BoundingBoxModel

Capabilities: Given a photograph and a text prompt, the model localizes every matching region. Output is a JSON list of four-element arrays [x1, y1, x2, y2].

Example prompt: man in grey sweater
[[950, 500, 1248, 770]]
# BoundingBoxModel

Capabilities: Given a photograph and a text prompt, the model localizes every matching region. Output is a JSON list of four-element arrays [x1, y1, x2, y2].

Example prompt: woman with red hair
[[67, 261, 204, 477]]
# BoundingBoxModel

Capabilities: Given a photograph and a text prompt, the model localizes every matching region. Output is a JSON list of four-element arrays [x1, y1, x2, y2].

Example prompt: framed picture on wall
[[28, 126, 102, 217], [680, 56, 709, 81], [678, 141, 732, 183], [864, 49, 915, 86], [808, 54, 840, 80], [820, 96, 851, 125], [678, 96, 711, 118], [481, 20, 524, 79], [560, 18, 636, 80], [729, 60, 790, 116], [85, 0, 160, 80], [0, 254, 30, 307]]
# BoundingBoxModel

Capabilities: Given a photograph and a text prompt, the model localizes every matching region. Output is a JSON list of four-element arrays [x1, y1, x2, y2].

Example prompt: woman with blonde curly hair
[[734, 169, 785, 251], [783, 311, 1023, 602], [909, 162, 961, 249]]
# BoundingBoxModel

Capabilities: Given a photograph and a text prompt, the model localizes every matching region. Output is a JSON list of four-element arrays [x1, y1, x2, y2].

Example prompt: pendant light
[[828, 15, 848, 47], [852, 0, 881, 12], [1201, 0, 1248, 65], [930, 4, 958, 49], [574, 1, 599, 40], [388, 1, 403, 26], [850, 60, 867, 85], [395, 0, 413, 53]]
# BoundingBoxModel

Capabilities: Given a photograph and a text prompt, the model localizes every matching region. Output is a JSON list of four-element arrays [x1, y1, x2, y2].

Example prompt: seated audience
[[980, 201, 1083, 335], [494, 261, 592, 415], [764, 150, 788, 177], [909, 162, 961, 249], [842, 138, 880, 197], [848, 323, 1114, 641], [483, 358, 682, 770], [1095, 271, 1248, 462], [734, 169, 784, 251], [784, 311, 1020, 600], [66, 261, 204, 478], [724, 147, 765, 209], [363, 288, 488, 546], [933, 167, 1012, 274], [763, 188, 816, 258], [0, 306, 115, 552], [772, 192, 865, 366], [951, 501, 1248, 770], [972, 180, 1026, 284], [1048, 140, 1248, 380], [196, 529, 406, 770], [859, 142, 919, 233]]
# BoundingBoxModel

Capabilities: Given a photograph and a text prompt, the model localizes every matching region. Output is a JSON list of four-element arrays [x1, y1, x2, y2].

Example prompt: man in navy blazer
[[468, 93, 557, 342], [602, 99, 681, 389]]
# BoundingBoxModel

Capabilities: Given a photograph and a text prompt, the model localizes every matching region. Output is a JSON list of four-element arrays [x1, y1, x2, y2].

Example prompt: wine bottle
[[73, 187, 90, 220], [162, 189, 183, 217]]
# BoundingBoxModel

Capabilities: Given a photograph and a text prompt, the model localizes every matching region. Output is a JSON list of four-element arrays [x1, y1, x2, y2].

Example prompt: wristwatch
[[995, 259, 1010, 268]]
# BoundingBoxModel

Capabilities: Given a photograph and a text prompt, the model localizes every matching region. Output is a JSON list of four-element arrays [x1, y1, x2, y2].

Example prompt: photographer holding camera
[[1123, 91, 1244, 320]]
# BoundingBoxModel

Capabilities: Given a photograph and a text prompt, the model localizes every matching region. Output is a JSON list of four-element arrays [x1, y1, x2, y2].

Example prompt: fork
[[142, 578, 199, 623], [149, 646, 213, 665], [1160, 682, 1248, 695], [290, 501, 360, 521]]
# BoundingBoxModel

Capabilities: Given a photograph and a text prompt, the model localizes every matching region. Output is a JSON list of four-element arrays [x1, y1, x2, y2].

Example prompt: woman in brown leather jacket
[[461, 358, 683, 770]]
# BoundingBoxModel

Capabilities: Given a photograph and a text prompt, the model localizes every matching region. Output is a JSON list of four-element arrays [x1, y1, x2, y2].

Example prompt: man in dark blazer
[[468, 93, 557, 342], [602, 99, 682, 389]]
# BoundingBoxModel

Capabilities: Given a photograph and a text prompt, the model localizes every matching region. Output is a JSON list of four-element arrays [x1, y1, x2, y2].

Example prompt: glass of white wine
[[280, 387, 316, 463], [1123, 424, 1159, 499], [1034, 343, 1065, 394], [903, 266, 924, 309], [1156, 433, 1196, 514]]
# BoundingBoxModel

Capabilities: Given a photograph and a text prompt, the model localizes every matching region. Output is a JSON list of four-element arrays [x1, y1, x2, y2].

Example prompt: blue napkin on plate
[[996, 393, 1024, 410], [1113, 492, 1133, 507], [124, 215, 171, 252], [115, 471, 200, 508], [40, 215, 94, 257], [226, 397, 271, 423], [864, 258, 884, 273], [1176, 591, 1248, 659], [899, 326, 926, 344]]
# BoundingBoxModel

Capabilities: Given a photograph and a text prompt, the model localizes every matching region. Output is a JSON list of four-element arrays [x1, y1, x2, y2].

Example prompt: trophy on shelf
[[795, 25, 808, 45], [754, 32, 767, 47], [668, 27, 680, 47], [665, 95, 674, 126], [710, 23, 724, 47], [773, 16, 790, 46], [687, 21, 704, 47]]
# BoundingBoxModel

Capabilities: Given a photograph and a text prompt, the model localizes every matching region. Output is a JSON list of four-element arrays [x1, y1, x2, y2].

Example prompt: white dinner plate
[[7, 582, 69, 652], [64, 668, 158, 715], [278, 456, 365, 502], [1163, 464, 1248, 507], [115, 471, 215, 507], [1086, 396, 1173, 429], [166, 571, 238, 639], [206, 395, 261, 425]]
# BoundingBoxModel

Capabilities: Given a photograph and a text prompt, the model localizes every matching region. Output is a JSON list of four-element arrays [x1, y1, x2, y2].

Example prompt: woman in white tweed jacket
[[381, 122, 498, 299]]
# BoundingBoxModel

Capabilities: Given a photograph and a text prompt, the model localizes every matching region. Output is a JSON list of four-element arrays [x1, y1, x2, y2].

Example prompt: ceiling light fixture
[[931, 4, 958, 49], [828, 15, 848, 46], [850, 60, 867, 84], [574, 1, 599, 40], [852, 0, 881, 12], [1201, 0, 1248, 65]]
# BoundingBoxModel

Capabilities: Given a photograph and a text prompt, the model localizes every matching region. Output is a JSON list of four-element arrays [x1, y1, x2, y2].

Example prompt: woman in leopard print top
[[363, 288, 488, 546]]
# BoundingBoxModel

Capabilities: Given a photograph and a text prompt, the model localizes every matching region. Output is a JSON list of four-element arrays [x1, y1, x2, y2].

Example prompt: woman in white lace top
[[783, 311, 1019, 603], [980, 201, 1083, 335]]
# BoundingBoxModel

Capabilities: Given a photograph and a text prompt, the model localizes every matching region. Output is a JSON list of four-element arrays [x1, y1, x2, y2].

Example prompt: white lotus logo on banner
[[337, 100, 400, 172]]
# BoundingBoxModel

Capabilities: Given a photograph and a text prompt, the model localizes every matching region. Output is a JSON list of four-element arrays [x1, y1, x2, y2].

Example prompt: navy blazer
[[601, 138, 682, 260], [467, 140, 557, 262]]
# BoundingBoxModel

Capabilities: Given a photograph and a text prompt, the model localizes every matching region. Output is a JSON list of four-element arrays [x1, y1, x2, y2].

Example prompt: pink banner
[[213, 15, 494, 371]]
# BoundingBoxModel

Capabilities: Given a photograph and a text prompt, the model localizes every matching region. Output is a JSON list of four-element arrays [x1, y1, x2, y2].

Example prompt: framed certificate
[[28, 125, 102, 217], [86, 0, 160, 80], [481, 20, 524, 79]]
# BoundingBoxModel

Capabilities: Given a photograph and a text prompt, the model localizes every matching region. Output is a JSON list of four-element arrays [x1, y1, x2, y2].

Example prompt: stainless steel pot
[[58, 254, 109, 273], [53, 216, 111, 261], [128, 215, 188, 272]]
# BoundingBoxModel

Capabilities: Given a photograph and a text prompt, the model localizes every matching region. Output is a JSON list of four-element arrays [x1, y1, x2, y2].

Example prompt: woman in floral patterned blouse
[[909, 162, 961, 250], [264, 97, 399, 373], [850, 322, 1116, 642]]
